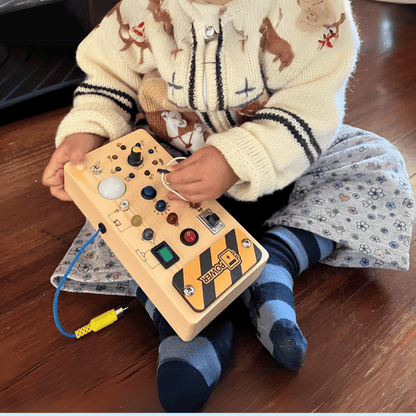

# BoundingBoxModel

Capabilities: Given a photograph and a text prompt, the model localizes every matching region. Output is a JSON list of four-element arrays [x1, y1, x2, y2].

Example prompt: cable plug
[[75, 306, 128, 339]]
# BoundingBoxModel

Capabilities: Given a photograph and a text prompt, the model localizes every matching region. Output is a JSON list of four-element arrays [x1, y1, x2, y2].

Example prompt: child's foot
[[244, 262, 307, 371], [136, 287, 234, 412], [241, 226, 335, 371], [157, 316, 233, 412]]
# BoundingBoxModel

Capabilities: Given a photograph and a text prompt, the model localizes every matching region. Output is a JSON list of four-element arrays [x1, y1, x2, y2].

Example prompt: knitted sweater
[[56, 0, 360, 201]]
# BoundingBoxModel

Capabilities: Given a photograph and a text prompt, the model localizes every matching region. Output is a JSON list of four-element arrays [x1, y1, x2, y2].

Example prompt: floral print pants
[[266, 125, 414, 270]]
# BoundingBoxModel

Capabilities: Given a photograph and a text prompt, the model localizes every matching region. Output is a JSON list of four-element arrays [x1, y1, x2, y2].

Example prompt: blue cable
[[53, 226, 103, 338]]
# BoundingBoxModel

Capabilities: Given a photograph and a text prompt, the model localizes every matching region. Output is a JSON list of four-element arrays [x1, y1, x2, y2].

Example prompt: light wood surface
[[0, 0, 415, 411]]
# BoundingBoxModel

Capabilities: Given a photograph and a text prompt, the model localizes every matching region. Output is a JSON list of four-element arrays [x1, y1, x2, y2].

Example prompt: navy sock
[[241, 226, 335, 371], [136, 287, 233, 412]]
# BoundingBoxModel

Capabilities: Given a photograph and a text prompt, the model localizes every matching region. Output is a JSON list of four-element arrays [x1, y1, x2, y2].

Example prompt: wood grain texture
[[0, 0, 415, 412]]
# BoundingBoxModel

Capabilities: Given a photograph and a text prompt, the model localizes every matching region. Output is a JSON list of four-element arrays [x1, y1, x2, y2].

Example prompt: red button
[[184, 230, 196, 243], [180, 229, 199, 246]]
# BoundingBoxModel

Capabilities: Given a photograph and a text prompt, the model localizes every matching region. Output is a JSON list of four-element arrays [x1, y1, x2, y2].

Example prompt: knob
[[141, 186, 157, 200], [97, 176, 126, 200], [127, 144, 143, 167]]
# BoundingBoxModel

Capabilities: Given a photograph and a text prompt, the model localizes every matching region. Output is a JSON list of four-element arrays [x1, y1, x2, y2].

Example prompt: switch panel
[[198, 209, 225, 234]]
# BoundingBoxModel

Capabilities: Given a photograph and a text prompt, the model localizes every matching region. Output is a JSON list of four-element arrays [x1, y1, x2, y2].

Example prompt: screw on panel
[[241, 238, 252, 248], [183, 285, 195, 297]]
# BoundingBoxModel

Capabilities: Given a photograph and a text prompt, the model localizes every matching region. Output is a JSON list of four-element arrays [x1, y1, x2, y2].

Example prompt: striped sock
[[135, 287, 233, 412], [241, 226, 335, 371]]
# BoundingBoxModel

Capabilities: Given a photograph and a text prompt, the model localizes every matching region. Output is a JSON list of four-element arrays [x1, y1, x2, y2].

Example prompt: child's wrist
[[63, 133, 106, 151]]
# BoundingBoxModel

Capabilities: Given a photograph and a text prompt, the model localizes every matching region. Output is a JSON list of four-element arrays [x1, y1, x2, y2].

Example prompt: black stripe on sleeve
[[74, 82, 138, 120], [271, 107, 321, 156], [252, 112, 315, 164]]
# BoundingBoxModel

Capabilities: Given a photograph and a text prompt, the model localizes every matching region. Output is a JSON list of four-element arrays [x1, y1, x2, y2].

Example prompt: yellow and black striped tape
[[172, 229, 263, 312]]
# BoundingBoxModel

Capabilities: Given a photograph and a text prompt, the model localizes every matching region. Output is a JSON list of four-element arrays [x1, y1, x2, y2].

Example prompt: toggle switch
[[198, 209, 225, 234], [206, 213, 220, 227]]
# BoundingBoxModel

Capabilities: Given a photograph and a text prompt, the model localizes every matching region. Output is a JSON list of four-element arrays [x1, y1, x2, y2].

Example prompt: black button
[[207, 213, 220, 227]]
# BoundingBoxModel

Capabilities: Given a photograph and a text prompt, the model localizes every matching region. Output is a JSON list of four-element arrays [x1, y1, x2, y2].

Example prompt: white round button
[[98, 176, 126, 200], [204, 26, 216, 39]]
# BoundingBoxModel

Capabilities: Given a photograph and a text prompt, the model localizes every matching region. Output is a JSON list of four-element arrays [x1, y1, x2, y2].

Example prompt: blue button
[[141, 186, 157, 200], [155, 200, 167, 212]]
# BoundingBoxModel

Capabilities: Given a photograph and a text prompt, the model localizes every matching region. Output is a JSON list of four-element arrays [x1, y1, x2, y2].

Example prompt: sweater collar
[[165, 0, 272, 44]]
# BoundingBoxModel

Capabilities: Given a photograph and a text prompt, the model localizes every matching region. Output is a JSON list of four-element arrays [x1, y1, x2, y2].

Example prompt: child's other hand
[[42, 133, 105, 201], [165, 146, 239, 203]]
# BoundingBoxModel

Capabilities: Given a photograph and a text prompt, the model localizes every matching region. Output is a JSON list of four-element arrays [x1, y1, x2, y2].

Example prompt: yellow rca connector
[[75, 306, 128, 339]]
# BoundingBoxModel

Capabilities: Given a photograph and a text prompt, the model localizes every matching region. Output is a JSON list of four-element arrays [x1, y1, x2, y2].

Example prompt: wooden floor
[[1, 0, 415, 412]]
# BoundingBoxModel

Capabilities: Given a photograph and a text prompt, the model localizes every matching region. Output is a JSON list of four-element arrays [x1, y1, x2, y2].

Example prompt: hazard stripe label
[[172, 229, 263, 312]]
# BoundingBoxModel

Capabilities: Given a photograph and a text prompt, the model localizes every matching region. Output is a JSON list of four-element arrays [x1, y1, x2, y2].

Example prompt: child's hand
[[42, 133, 105, 201], [165, 146, 239, 203]]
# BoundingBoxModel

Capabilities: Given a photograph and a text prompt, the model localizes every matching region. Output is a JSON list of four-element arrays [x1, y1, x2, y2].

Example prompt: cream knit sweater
[[56, 0, 360, 201]]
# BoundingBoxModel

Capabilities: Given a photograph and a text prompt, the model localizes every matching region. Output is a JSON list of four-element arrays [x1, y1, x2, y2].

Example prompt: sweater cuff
[[55, 108, 133, 148], [206, 127, 276, 202]]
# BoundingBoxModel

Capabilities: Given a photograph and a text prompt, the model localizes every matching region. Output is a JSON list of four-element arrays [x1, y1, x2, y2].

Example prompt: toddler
[[43, 0, 414, 412]]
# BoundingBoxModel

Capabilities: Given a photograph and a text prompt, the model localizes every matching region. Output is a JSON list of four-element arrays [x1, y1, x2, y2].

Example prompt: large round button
[[97, 176, 126, 200], [141, 186, 157, 200], [180, 229, 199, 246]]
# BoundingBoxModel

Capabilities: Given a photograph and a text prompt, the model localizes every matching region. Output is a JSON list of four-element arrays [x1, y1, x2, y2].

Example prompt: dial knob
[[127, 144, 143, 167], [97, 176, 126, 200]]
